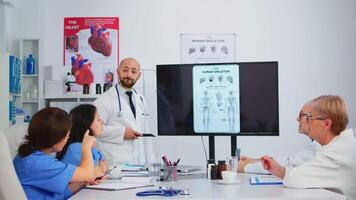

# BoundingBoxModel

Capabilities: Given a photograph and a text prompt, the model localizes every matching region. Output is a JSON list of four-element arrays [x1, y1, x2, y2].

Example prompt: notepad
[[86, 179, 154, 191], [250, 175, 283, 185]]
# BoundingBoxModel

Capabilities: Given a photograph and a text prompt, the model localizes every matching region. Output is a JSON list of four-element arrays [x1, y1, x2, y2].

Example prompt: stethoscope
[[115, 83, 149, 118], [136, 188, 190, 197]]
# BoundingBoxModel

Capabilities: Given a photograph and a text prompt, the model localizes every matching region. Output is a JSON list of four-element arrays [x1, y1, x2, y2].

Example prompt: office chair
[[0, 130, 27, 200], [3, 123, 28, 158]]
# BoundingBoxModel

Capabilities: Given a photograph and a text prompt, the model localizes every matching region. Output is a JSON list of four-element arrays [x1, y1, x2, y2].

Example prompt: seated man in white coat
[[94, 58, 154, 168], [261, 95, 356, 200], [238, 101, 320, 174]]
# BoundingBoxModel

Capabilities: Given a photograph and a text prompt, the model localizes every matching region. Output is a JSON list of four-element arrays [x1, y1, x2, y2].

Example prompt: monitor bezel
[[156, 61, 279, 136]]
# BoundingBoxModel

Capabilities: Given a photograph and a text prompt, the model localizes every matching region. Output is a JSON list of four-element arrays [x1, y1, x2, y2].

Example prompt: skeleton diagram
[[226, 91, 238, 132], [200, 90, 212, 131], [216, 92, 223, 107]]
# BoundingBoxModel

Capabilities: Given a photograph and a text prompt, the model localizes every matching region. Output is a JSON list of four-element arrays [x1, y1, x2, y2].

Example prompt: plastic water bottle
[[26, 54, 35, 74]]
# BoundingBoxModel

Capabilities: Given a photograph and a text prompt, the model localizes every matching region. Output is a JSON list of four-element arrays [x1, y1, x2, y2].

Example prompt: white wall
[[5, 0, 40, 56], [0, 6, 5, 52], [7, 0, 356, 167]]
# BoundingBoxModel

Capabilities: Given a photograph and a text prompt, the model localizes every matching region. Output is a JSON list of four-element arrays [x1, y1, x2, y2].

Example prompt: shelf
[[11, 93, 21, 97], [44, 94, 101, 99], [22, 74, 39, 77], [22, 100, 39, 103], [20, 38, 40, 118]]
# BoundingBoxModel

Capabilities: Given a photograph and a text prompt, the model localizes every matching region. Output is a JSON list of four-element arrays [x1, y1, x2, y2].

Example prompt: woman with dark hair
[[13, 107, 97, 200], [57, 104, 108, 174]]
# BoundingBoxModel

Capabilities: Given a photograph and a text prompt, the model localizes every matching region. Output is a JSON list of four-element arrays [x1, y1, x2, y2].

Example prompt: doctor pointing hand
[[94, 58, 155, 169]]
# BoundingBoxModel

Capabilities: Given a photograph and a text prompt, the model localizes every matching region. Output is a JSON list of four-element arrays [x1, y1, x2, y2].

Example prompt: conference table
[[70, 173, 346, 200]]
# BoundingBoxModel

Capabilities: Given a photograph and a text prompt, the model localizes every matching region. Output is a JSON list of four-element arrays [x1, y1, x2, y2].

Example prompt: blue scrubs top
[[61, 142, 104, 166], [13, 151, 76, 200]]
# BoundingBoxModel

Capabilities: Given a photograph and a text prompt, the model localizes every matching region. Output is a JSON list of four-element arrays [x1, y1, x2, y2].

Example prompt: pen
[[162, 156, 170, 166], [174, 158, 180, 166], [95, 165, 117, 181], [261, 157, 271, 169]]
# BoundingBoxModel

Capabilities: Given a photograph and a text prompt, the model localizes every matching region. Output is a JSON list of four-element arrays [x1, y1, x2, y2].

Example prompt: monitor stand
[[208, 136, 237, 160]]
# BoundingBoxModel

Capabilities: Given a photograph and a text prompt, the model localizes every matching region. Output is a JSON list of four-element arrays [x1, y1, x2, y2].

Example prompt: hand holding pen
[[94, 165, 118, 181], [260, 156, 286, 178]]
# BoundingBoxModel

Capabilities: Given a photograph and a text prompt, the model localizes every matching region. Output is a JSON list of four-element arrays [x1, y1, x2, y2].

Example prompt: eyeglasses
[[298, 112, 327, 121]]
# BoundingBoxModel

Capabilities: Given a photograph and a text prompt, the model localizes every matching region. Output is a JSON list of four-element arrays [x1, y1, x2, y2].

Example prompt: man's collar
[[117, 82, 133, 93]]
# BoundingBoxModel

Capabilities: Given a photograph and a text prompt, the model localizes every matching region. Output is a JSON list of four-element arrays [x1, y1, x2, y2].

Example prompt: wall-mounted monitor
[[156, 62, 279, 136]]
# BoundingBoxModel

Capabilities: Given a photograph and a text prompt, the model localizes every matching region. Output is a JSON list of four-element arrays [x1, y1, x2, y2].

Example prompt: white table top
[[70, 173, 346, 200]]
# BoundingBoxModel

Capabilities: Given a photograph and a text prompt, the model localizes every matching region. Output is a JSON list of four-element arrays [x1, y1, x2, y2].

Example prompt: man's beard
[[120, 77, 136, 88]]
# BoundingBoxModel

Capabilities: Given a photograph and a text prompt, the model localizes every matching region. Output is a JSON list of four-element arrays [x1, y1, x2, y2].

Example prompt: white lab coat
[[244, 140, 320, 174], [283, 129, 356, 200], [94, 84, 154, 166]]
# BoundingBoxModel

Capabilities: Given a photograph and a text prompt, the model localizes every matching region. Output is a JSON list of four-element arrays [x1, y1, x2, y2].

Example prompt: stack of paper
[[86, 179, 154, 191], [121, 176, 155, 184], [250, 175, 283, 185]]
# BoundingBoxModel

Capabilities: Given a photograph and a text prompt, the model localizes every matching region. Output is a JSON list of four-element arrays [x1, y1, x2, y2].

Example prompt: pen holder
[[148, 163, 162, 181], [227, 157, 239, 172], [163, 166, 178, 182]]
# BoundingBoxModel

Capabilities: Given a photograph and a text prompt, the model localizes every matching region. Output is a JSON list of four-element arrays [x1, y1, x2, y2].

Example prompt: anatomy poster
[[193, 64, 240, 133], [63, 17, 119, 86], [181, 33, 236, 64]]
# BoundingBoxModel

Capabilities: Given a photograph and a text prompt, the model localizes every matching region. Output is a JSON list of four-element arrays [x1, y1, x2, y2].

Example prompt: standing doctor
[[94, 58, 154, 167]]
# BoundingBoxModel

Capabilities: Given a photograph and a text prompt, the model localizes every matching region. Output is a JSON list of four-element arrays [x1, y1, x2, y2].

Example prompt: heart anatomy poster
[[63, 17, 119, 87]]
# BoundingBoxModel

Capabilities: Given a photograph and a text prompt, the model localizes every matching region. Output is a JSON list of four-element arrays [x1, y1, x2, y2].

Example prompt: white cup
[[221, 171, 238, 183]]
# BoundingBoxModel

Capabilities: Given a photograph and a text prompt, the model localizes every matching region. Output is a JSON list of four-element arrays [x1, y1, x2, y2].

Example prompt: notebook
[[249, 175, 283, 185]]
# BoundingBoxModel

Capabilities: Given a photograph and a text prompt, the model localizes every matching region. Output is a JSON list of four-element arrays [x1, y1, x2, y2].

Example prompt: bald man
[[94, 58, 154, 169]]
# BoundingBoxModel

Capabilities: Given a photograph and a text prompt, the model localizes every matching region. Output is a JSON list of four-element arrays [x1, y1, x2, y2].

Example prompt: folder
[[249, 175, 283, 185]]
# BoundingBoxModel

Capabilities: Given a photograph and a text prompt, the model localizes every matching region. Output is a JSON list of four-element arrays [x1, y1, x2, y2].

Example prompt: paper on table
[[121, 176, 156, 184], [85, 179, 154, 191], [250, 175, 283, 185]]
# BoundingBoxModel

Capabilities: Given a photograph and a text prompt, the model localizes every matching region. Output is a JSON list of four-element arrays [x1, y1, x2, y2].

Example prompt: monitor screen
[[156, 62, 279, 136]]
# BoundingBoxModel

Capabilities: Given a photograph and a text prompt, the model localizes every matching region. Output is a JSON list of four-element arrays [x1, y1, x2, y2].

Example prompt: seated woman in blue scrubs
[[56, 104, 108, 174], [13, 107, 100, 200]]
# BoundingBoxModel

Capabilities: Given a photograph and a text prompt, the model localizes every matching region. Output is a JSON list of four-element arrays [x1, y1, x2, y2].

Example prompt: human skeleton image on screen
[[193, 64, 240, 133]]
